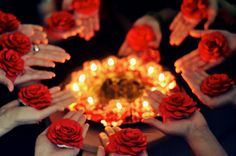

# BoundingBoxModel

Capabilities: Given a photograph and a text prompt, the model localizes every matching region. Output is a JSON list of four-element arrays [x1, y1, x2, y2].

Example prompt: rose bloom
[[0, 11, 20, 34], [106, 128, 147, 156], [18, 84, 52, 110], [71, 0, 100, 15], [198, 32, 231, 61], [0, 32, 31, 56], [159, 92, 197, 120], [201, 74, 234, 97], [47, 118, 84, 148], [46, 11, 75, 32], [141, 49, 160, 63], [181, 0, 209, 20], [0, 48, 24, 79], [127, 25, 156, 52]]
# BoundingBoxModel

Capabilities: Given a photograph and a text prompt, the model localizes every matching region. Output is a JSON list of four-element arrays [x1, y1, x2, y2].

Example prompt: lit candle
[[78, 74, 86, 83], [147, 66, 155, 75], [116, 102, 123, 111], [87, 96, 94, 105], [90, 63, 97, 72], [107, 58, 115, 66], [168, 81, 176, 90], [68, 102, 77, 111], [72, 83, 79, 91]]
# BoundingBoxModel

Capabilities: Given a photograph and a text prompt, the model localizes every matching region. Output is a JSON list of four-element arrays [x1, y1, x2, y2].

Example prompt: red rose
[[127, 25, 156, 52], [159, 92, 197, 120], [141, 49, 160, 63], [0, 48, 24, 80], [105, 111, 120, 123], [46, 11, 76, 32], [18, 84, 52, 110], [181, 0, 209, 20], [198, 32, 231, 61], [0, 11, 20, 34], [200, 74, 234, 97], [106, 128, 147, 156], [47, 118, 84, 148], [0, 32, 31, 56], [71, 0, 100, 15]]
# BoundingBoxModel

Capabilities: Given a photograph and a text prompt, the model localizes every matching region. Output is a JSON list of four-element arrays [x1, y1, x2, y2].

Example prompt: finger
[[147, 90, 165, 103], [170, 22, 184, 45], [105, 126, 115, 136], [38, 44, 66, 54], [113, 127, 121, 132], [190, 30, 214, 38], [140, 151, 149, 156], [96, 146, 105, 156], [64, 111, 76, 119], [118, 42, 130, 57], [71, 110, 84, 121], [0, 75, 14, 92], [49, 86, 61, 94], [99, 132, 109, 146], [82, 123, 89, 138], [142, 118, 167, 132], [77, 114, 87, 125], [33, 50, 71, 62], [30, 24, 44, 31], [201, 57, 224, 70], [1, 100, 19, 110], [93, 13, 100, 31], [52, 90, 73, 100], [204, 9, 216, 30], [170, 13, 182, 30], [25, 57, 55, 68], [56, 97, 76, 108], [52, 92, 75, 104], [39, 105, 62, 120]]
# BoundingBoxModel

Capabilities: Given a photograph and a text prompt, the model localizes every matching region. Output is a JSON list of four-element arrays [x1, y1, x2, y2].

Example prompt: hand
[[143, 111, 208, 139], [119, 15, 162, 57], [181, 71, 236, 108], [18, 24, 48, 44], [175, 30, 236, 73], [146, 90, 166, 113], [169, 0, 218, 46], [15, 44, 70, 85], [98, 126, 148, 156], [0, 86, 76, 137], [35, 111, 89, 156], [62, 0, 99, 41], [0, 69, 14, 92]]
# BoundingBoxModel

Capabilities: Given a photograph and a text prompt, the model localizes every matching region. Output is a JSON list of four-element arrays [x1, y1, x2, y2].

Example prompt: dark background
[[0, 0, 236, 155]]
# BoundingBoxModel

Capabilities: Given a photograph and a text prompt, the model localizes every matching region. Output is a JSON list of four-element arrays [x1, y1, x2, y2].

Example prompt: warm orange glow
[[107, 58, 115, 66], [168, 81, 176, 89], [159, 73, 165, 82], [129, 58, 137, 66], [142, 100, 149, 107], [90, 63, 97, 71], [78, 74, 86, 83], [68, 102, 77, 111], [72, 83, 79, 91], [116, 102, 122, 110], [87, 96, 94, 105], [147, 66, 155, 75]]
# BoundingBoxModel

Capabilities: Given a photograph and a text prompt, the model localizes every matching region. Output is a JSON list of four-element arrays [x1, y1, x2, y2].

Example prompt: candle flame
[[116, 102, 122, 110], [108, 58, 115, 66], [143, 101, 149, 107], [87, 96, 94, 105], [68, 102, 77, 111], [72, 83, 79, 91], [90, 63, 97, 71], [78, 74, 86, 83], [168, 81, 176, 89], [159, 73, 165, 82], [148, 66, 155, 75], [129, 58, 137, 66]]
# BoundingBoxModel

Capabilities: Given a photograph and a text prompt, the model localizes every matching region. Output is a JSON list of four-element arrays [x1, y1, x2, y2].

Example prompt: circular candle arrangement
[[66, 55, 179, 126]]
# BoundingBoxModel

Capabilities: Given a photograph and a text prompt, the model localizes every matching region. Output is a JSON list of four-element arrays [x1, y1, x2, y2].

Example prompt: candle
[[72, 83, 79, 91], [87, 96, 94, 105], [78, 74, 86, 83]]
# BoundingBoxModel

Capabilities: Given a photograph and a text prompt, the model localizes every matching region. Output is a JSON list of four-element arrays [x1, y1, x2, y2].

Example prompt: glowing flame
[[168, 81, 176, 89], [107, 58, 115, 66], [90, 63, 97, 72], [68, 102, 77, 111], [116, 102, 122, 110], [148, 66, 155, 75], [159, 73, 165, 82], [129, 58, 137, 66], [87, 96, 94, 105], [78, 74, 86, 83], [72, 83, 79, 91], [143, 101, 149, 107]]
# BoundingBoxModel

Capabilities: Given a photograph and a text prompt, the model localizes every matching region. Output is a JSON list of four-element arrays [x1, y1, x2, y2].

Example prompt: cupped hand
[[143, 111, 208, 139], [181, 71, 236, 108], [175, 30, 236, 73], [119, 15, 161, 57], [169, 0, 218, 46], [35, 111, 89, 156], [18, 24, 48, 44], [98, 126, 148, 156]]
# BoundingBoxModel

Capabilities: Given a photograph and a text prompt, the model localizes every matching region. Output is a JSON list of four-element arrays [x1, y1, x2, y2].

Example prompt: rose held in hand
[[127, 25, 156, 52], [0, 11, 20, 34], [0, 48, 24, 80], [0, 32, 31, 56], [181, 0, 209, 20], [46, 11, 76, 32], [201, 74, 234, 97], [159, 92, 197, 120], [47, 118, 84, 148], [106, 128, 147, 156], [198, 32, 231, 61], [18, 84, 52, 110]]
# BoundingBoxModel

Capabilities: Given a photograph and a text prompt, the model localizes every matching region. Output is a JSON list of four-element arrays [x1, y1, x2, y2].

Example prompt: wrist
[[0, 110, 18, 137], [185, 125, 211, 142]]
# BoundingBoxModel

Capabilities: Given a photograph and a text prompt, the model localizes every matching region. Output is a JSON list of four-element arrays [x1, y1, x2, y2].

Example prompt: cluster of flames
[[66, 55, 178, 126]]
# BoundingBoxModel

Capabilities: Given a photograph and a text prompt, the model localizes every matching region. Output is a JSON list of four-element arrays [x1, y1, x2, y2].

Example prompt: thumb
[[204, 14, 215, 30], [96, 146, 105, 156], [142, 118, 167, 132], [0, 73, 14, 92], [38, 105, 62, 120], [190, 30, 208, 38]]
